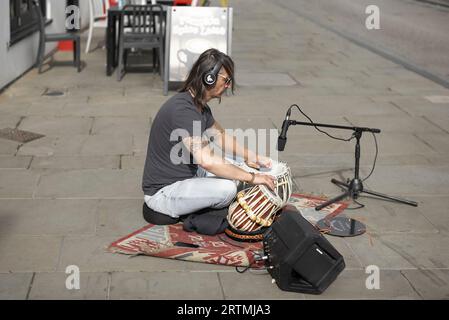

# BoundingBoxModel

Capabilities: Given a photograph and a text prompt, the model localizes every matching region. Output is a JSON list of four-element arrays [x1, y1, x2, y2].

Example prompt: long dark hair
[[180, 48, 235, 110]]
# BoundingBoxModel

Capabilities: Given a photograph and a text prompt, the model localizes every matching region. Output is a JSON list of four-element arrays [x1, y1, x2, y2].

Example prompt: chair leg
[[75, 40, 81, 72], [38, 50, 45, 73], [153, 48, 156, 74], [73, 41, 77, 67], [124, 49, 128, 70], [86, 24, 94, 54], [38, 42, 45, 74], [158, 46, 163, 78], [117, 44, 124, 81]]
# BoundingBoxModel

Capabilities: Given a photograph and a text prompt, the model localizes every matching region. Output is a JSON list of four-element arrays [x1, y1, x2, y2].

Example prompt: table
[[106, 4, 168, 77]]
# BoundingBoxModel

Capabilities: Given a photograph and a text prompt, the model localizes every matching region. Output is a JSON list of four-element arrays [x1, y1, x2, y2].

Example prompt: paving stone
[[217, 116, 277, 130], [35, 169, 142, 198], [401, 269, 449, 299], [305, 269, 420, 299], [30, 156, 120, 170], [90, 117, 151, 136], [0, 139, 20, 155], [0, 235, 62, 272], [18, 116, 93, 136], [109, 271, 224, 300], [414, 133, 449, 153], [425, 154, 449, 166], [343, 234, 418, 269], [346, 197, 439, 234], [0, 273, 33, 299], [0, 101, 31, 117], [131, 134, 149, 156], [411, 196, 449, 234], [421, 115, 449, 133], [17, 136, 85, 157], [79, 134, 134, 156], [375, 233, 449, 269], [28, 272, 109, 300], [385, 96, 449, 117], [0, 115, 21, 128], [60, 102, 152, 117], [355, 132, 436, 155], [345, 115, 443, 134], [0, 170, 40, 198], [120, 155, 146, 170], [96, 199, 147, 237], [280, 153, 432, 167], [0, 156, 32, 169], [0, 199, 97, 236], [236, 72, 297, 87], [362, 165, 449, 196], [219, 272, 305, 299], [58, 235, 189, 272], [18, 134, 133, 157]]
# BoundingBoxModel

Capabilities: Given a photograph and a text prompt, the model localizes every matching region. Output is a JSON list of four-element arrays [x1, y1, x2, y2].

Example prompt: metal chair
[[32, 0, 81, 73], [86, 0, 110, 53], [116, 4, 164, 81]]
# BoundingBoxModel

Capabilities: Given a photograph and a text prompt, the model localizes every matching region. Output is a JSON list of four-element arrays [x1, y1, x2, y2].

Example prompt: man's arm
[[182, 135, 275, 190], [208, 121, 271, 168]]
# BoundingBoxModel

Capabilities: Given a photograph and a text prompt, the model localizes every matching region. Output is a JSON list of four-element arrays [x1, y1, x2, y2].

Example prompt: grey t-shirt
[[142, 91, 215, 196]]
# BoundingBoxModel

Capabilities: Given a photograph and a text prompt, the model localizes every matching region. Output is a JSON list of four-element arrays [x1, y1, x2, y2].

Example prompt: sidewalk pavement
[[1, 0, 449, 300]]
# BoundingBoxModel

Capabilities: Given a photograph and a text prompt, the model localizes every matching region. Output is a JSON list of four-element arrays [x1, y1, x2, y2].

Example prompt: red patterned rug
[[107, 193, 348, 267]]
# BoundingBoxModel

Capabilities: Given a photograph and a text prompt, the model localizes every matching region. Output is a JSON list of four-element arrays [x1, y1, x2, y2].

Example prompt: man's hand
[[247, 155, 272, 170], [252, 173, 276, 191], [256, 155, 272, 169]]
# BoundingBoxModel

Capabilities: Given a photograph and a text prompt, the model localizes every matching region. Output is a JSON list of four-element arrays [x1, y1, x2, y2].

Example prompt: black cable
[[362, 132, 378, 182], [235, 266, 251, 273], [290, 104, 355, 142], [235, 250, 266, 274], [345, 198, 365, 210]]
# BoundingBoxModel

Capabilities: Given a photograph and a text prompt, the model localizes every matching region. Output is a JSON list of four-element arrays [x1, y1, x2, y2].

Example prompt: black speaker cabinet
[[263, 208, 345, 294]]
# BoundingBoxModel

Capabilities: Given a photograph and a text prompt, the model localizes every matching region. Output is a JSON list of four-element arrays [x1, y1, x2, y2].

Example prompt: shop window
[[9, 0, 49, 46]]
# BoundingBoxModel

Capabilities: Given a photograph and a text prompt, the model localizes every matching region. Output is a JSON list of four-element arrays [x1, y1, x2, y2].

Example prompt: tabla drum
[[225, 161, 293, 242], [238, 161, 292, 203]]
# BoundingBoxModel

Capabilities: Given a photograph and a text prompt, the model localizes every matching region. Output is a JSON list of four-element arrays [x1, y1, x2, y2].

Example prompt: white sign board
[[164, 6, 233, 94]]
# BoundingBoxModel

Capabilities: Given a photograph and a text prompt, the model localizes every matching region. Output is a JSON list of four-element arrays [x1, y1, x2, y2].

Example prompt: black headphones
[[202, 58, 223, 86]]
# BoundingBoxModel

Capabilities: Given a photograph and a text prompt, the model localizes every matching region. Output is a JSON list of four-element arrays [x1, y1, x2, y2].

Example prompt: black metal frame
[[10, 0, 47, 46], [107, 4, 166, 77], [32, 0, 81, 73]]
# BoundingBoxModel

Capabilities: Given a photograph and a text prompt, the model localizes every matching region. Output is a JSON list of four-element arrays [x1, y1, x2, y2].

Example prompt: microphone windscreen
[[277, 137, 286, 151]]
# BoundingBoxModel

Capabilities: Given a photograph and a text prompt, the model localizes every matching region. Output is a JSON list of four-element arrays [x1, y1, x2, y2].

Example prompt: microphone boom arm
[[288, 120, 381, 134]]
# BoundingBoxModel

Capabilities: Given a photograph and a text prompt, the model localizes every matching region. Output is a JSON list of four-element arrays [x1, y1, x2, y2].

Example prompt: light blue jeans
[[144, 158, 245, 218]]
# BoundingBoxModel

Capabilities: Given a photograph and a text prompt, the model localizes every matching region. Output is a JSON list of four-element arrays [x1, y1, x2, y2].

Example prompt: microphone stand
[[286, 120, 418, 211]]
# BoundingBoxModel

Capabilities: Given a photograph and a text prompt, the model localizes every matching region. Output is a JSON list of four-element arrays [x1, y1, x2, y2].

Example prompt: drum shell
[[228, 186, 282, 233]]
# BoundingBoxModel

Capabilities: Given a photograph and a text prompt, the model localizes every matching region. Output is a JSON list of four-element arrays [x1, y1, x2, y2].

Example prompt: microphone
[[277, 109, 291, 151]]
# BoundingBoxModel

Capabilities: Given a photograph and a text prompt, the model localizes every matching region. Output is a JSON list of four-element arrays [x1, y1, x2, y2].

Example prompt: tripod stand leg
[[330, 179, 418, 207], [361, 188, 418, 207], [331, 179, 348, 189], [315, 190, 351, 211]]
